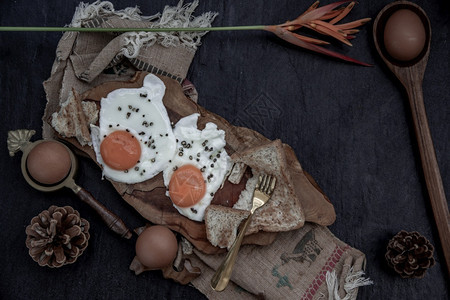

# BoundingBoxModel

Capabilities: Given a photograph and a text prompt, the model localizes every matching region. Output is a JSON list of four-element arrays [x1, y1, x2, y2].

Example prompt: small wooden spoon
[[373, 1, 449, 275], [8, 129, 132, 239]]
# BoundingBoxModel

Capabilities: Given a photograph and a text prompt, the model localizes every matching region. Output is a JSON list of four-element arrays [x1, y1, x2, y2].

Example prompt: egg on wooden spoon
[[163, 113, 232, 221], [91, 74, 177, 184]]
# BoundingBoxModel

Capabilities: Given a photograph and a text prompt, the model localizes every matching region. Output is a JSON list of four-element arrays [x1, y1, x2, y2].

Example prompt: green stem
[[0, 25, 266, 32]]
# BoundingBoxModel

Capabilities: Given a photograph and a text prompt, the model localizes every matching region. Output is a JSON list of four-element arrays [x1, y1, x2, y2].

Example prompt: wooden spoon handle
[[76, 187, 132, 239], [405, 83, 450, 273]]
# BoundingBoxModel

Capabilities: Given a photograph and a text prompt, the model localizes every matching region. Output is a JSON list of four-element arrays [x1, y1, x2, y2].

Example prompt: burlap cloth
[[42, 2, 371, 299]]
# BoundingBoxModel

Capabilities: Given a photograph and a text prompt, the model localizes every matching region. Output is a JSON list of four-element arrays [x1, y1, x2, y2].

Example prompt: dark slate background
[[0, 0, 448, 299]]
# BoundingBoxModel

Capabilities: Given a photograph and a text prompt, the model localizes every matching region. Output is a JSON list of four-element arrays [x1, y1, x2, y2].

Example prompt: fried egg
[[163, 113, 232, 221], [91, 74, 177, 184]]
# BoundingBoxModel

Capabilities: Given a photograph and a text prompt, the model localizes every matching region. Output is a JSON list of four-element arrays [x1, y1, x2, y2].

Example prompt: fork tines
[[257, 174, 277, 195]]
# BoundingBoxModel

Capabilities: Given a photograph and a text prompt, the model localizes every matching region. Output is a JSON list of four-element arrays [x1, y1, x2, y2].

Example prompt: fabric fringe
[[326, 268, 373, 300], [69, 0, 218, 58]]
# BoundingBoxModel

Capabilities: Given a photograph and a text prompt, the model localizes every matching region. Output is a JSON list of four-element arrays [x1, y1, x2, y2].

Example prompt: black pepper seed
[[165, 133, 168, 136], [151, 145, 156, 149], [126, 112, 131, 119], [210, 193, 214, 197], [134, 167, 139, 171], [128, 105, 132, 109], [140, 93, 147, 98], [189, 155, 193, 160], [124, 170, 128, 173], [151, 158, 156, 163], [178, 152, 183, 156], [216, 154, 221, 158], [149, 122, 153, 126], [173, 166, 178, 171], [196, 158, 200, 162], [118, 106, 122, 111], [142, 114, 145, 118], [103, 135, 106, 138], [116, 124, 119, 127], [211, 164, 215, 168], [213, 158, 217, 162], [181, 141, 187, 146], [191, 208, 198, 214], [197, 153, 201, 157], [126, 129, 130, 132], [139, 132, 145, 135], [136, 108, 140, 112], [108, 125, 112, 128]]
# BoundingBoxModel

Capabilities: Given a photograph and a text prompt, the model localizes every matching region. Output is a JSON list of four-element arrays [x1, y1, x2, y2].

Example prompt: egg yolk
[[100, 130, 141, 170], [169, 165, 206, 208]]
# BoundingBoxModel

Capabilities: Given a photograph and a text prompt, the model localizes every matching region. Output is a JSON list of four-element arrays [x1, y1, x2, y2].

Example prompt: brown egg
[[26, 141, 72, 185], [383, 9, 426, 61], [135, 225, 178, 269]]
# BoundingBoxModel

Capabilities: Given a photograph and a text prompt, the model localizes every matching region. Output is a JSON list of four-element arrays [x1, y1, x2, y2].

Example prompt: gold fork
[[211, 174, 277, 291]]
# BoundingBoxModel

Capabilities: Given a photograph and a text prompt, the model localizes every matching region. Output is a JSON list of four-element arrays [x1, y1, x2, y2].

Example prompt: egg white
[[91, 74, 177, 184], [163, 113, 232, 221]]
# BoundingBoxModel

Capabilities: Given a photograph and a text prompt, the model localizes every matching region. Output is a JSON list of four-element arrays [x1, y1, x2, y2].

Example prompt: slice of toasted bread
[[205, 205, 250, 249], [229, 139, 306, 234], [51, 88, 98, 146]]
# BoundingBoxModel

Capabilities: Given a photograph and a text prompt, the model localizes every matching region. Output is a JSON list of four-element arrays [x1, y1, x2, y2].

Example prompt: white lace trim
[[70, 0, 218, 58]]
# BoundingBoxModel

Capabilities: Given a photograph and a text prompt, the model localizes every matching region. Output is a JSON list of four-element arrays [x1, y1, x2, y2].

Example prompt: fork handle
[[211, 214, 253, 291]]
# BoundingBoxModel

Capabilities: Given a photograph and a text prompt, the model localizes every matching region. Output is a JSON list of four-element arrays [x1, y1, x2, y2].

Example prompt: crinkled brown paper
[[42, 8, 370, 300]]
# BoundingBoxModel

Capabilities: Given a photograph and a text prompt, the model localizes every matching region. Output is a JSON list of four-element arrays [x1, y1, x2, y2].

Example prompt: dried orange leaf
[[329, 1, 355, 24], [291, 32, 330, 45], [309, 21, 352, 46], [296, 0, 352, 24], [335, 18, 372, 30], [264, 25, 371, 66]]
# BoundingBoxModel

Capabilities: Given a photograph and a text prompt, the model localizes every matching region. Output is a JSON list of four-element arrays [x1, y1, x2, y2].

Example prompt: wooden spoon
[[373, 1, 449, 275]]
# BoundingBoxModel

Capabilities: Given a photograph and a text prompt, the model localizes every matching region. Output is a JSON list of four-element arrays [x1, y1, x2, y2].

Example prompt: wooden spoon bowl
[[373, 1, 450, 276]]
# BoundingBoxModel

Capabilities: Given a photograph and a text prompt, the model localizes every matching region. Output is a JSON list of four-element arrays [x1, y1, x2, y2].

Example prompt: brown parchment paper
[[41, 9, 369, 300]]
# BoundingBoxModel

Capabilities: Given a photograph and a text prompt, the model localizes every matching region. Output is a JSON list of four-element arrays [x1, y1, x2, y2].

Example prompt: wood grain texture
[[373, 1, 450, 276], [78, 72, 336, 255], [1, 1, 449, 299]]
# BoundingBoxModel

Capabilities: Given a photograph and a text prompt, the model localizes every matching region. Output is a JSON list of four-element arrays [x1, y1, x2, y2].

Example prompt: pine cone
[[25, 205, 90, 268], [385, 230, 435, 278]]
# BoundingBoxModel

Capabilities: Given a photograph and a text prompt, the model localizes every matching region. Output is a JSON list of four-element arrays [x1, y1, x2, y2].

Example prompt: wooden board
[[66, 72, 335, 254]]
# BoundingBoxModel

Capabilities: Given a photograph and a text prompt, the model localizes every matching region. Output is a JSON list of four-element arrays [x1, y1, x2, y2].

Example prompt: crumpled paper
[[42, 1, 372, 299]]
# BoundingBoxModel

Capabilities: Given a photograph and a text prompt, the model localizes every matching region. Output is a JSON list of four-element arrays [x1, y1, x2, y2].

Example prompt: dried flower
[[264, 1, 371, 65], [0, 1, 371, 65]]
